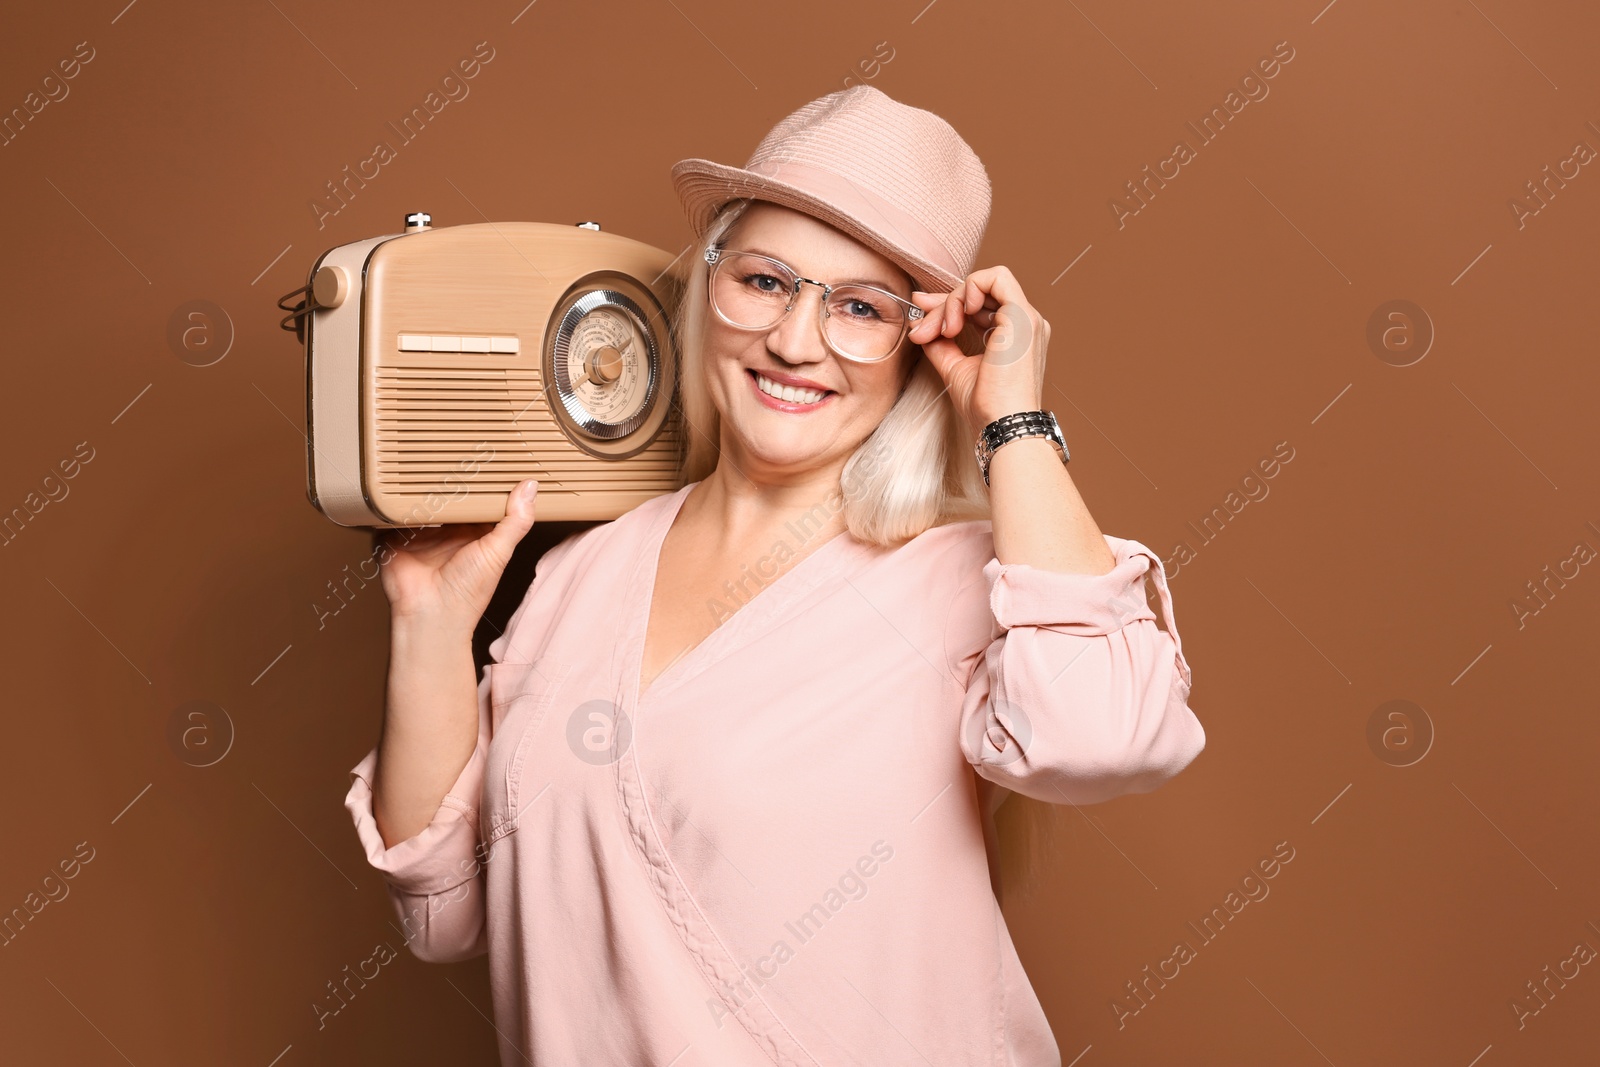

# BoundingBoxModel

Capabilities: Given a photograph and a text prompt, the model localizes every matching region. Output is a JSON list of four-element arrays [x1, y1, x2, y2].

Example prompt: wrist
[[973, 409, 1069, 487], [973, 400, 1042, 428], [390, 610, 478, 646]]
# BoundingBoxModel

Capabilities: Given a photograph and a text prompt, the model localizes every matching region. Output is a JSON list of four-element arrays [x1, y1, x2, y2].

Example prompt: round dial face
[[543, 277, 671, 458], [562, 305, 650, 428]]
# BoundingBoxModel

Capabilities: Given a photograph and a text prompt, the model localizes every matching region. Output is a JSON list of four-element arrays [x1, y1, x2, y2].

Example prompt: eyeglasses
[[703, 245, 925, 364]]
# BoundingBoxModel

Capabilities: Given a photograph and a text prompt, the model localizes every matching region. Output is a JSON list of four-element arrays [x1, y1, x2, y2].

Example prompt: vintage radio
[[278, 212, 687, 527]]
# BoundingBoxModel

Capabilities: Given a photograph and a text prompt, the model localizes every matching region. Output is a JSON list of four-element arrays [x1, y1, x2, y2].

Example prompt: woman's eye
[[745, 273, 784, 293]]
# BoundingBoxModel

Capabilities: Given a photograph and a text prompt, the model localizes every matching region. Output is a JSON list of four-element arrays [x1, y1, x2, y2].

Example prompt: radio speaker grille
[[373, 366, 681, 494]]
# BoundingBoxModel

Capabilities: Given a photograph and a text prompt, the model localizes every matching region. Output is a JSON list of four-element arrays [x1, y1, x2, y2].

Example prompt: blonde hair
[[665, 197, 1070, 902]]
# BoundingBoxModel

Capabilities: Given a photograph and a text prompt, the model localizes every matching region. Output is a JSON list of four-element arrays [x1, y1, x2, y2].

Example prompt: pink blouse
[[345, 481, 1204, 1065]]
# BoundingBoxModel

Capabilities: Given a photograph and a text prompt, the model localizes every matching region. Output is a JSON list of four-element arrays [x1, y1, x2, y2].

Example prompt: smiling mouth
[[748, 369, 835, 406]]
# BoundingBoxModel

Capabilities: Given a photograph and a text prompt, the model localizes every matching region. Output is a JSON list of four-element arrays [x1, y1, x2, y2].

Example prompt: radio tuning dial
[[543, 276, 668, 455]]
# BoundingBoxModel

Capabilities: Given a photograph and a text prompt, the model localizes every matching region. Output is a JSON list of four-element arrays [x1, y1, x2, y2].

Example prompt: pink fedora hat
[[669, 85, 992, 298]]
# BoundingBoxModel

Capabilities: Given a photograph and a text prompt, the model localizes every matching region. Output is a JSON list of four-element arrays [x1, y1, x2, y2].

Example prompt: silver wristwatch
[[974, 410, 1069, 486]]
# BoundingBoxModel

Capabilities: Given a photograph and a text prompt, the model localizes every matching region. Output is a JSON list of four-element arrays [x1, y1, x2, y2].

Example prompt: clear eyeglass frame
[[703, 244, 925, 364]]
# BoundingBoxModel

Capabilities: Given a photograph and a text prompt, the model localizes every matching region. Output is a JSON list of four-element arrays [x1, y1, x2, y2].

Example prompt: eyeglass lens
[[711, 252, 909, 362]]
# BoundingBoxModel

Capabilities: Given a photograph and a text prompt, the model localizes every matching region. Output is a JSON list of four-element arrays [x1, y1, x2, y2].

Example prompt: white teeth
[[755, 372, 827, 405]]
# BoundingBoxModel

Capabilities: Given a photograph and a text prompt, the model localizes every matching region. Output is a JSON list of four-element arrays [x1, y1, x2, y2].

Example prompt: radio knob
[[312, 265, 349, 309], [405, 212, 432, 232], [588, 345, 623, 383], [576, 221, 601, 231]]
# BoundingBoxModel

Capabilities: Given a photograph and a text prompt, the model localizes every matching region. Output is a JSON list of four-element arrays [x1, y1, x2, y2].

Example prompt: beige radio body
[[280, 216, 688, 528]]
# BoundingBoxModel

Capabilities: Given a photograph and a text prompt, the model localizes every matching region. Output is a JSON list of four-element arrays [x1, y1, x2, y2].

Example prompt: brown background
[[2, 0, 1596, 1063]]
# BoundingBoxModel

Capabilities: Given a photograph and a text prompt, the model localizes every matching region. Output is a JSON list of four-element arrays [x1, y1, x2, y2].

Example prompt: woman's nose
[[764, 281, 831, 363]]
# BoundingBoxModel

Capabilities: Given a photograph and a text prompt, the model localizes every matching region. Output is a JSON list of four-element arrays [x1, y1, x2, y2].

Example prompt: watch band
[[974, 410, 1069, 486]]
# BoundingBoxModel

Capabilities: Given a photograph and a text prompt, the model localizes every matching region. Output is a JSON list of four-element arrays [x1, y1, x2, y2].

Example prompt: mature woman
[[345, 85, 1204, 1066]]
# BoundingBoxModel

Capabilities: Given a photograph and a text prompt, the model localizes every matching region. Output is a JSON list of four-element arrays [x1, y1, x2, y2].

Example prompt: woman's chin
[[728, 438, 833, 473]]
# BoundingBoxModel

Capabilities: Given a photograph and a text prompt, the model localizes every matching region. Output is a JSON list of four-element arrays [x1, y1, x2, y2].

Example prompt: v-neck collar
[[626, 481, 859, 708]]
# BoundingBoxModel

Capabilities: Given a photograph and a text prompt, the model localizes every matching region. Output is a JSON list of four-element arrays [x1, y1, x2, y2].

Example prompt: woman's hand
[[373, 478, 540, 633], [909, 266, 1051, 435]]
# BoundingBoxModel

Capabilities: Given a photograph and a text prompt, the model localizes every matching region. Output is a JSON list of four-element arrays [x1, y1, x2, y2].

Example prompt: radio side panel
[[305, 232, 407, 526]]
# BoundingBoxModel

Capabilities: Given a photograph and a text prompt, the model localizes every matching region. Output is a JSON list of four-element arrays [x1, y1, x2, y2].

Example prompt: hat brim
[[671, 157, 988, 357]]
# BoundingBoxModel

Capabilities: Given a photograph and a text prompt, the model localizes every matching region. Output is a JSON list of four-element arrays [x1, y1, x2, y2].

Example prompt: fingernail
[[520, 481, 538, 500]]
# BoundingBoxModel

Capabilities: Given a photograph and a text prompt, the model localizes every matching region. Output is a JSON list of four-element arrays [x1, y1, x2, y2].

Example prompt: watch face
[[1047, 413, 1069, 460]]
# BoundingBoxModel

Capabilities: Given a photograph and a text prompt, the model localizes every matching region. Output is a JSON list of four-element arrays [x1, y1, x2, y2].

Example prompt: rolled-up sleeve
[[343, 661, 494, 963], [954, 534, 1205, 806]]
